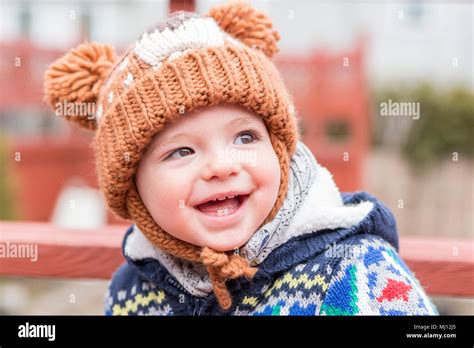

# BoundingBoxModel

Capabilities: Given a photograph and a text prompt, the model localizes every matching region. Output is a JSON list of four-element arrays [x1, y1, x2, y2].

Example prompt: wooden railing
[[0, 221, 473, 297]]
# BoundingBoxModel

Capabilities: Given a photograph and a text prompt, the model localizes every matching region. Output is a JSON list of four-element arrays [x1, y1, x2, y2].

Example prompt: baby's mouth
[[194, 194, 250, 217]]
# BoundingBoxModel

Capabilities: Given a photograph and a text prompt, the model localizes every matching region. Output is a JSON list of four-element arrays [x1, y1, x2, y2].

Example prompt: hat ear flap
[[44, 42, 117, 131], [208, 1, 280, 58]]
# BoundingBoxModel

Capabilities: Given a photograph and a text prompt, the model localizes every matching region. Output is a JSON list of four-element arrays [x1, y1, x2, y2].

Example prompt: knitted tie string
[[201, 246, 258, 310]]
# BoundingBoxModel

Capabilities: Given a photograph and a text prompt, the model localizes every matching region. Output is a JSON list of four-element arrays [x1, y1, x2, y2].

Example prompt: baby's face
[[135, 104, 281, 252]]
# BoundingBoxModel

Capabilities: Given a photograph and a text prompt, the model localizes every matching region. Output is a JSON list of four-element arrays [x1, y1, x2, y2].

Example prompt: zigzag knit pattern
[[104, 235, 438, 316]]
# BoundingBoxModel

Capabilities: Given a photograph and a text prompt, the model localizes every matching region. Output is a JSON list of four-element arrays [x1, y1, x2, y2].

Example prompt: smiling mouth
[[194, 194, 250, 217]]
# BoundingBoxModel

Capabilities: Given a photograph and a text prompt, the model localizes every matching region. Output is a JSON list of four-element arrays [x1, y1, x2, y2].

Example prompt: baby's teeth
[[213, 194, 238, 202], [217, 208, 229, 216]]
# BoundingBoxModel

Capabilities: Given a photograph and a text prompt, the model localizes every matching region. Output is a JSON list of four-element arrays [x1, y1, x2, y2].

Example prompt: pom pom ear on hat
[[44, 42, 117, 130], [208, 0, 280, 58]]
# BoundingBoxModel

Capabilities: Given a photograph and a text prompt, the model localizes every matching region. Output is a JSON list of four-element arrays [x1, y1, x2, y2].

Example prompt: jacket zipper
[[167, 277, 186, 293], [167, 277, 204, 315]]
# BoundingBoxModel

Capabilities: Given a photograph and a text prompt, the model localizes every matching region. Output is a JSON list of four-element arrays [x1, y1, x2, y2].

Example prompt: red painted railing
[[0, 221, 472, 297]]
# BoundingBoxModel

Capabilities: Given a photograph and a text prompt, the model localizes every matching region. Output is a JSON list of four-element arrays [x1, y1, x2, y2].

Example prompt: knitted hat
[[44, 1, 299, 310]]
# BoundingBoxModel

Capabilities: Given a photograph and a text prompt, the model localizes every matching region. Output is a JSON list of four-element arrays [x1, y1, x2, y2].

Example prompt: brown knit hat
[[44, 1, 299, 310]]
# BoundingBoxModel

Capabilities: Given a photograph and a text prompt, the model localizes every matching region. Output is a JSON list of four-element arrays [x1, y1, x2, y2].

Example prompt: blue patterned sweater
[[105, 192, 438, 316]]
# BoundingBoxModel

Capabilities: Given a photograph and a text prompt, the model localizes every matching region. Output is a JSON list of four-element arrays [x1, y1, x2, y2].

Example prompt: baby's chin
[[193, 226, 256, 252]]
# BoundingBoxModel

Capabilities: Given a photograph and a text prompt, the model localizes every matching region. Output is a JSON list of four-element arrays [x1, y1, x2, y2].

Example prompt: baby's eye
[[234, 130, 260, 145], [166, 147, 194, 160]]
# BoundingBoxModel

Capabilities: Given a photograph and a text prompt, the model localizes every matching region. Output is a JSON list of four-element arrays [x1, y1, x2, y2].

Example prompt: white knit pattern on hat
[[134, 17, 238, 67]]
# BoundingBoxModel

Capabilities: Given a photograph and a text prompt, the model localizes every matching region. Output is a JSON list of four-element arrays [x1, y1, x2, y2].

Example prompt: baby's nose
[[201, 157, 242, 181]]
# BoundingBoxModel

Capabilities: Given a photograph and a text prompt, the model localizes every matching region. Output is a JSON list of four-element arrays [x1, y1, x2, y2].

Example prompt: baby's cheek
[[255, 147, 281, 188], [147, 173, 190, 221], [248, 148, 280, 217], [157, 177, 187, 216]]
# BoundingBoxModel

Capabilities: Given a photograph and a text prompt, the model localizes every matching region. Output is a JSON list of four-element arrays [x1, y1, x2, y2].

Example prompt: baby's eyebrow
[[159, 133, 191, 146], [168, 117, 254, 141], [225, 116, 254, 130], [150, 133, 192, 156]]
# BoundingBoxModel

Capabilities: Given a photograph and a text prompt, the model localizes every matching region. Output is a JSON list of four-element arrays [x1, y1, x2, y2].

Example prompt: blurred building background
[[0, 0, 473, 315]]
